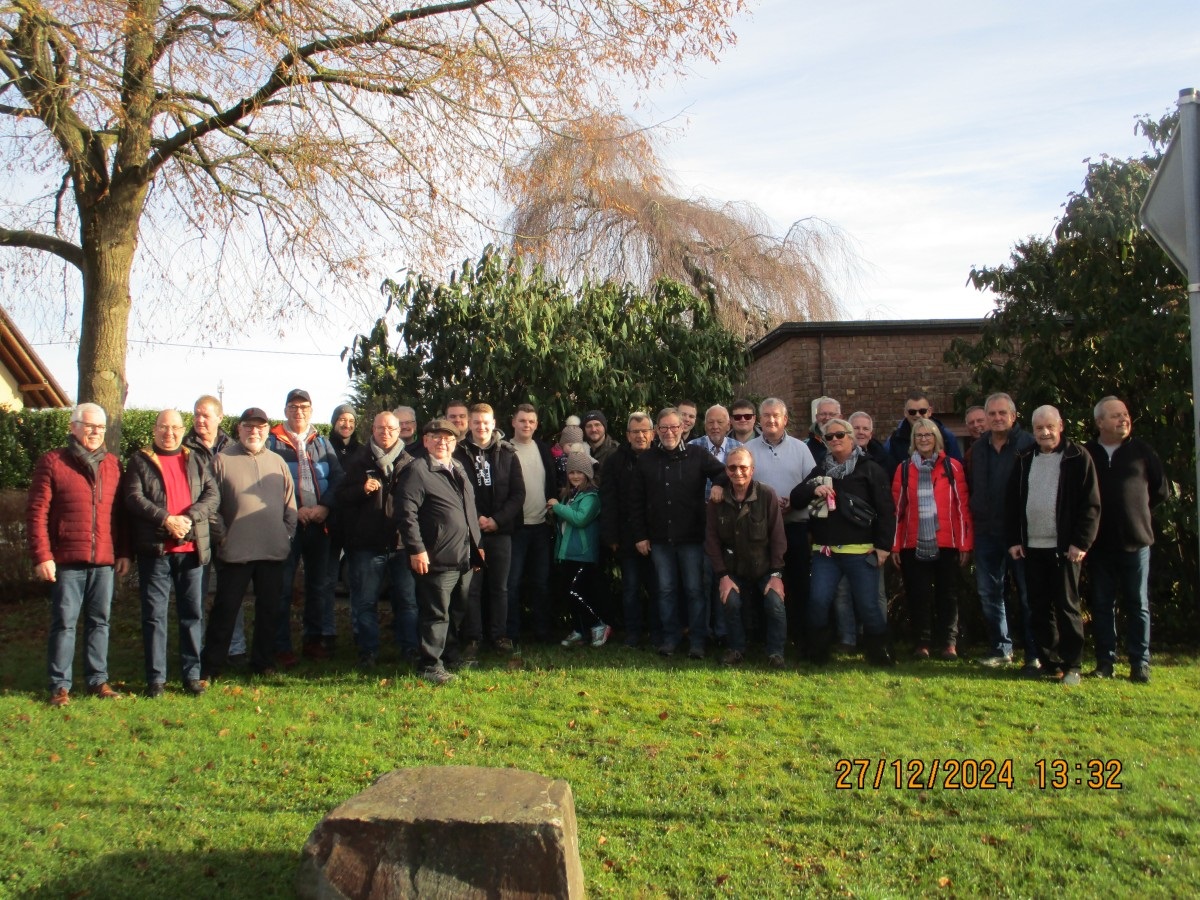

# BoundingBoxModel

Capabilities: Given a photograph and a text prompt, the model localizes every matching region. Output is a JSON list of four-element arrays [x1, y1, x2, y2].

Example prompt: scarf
[[370, 437, 404, 478], [913, 452, 940, 560], [68, 435, 107, 478], [285, 426, 318, 507], [822, 444, 862, 480]]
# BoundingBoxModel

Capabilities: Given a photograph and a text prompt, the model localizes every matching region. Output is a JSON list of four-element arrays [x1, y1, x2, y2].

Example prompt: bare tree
[[0, 1, 743, 442], [504, 113, 853, 338]]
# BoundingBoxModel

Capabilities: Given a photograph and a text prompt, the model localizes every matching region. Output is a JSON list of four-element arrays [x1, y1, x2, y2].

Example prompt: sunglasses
[[731, 413, 755, 421], [725, 464, 752, 472], [906, 407, 930, 417], [824, 431, 851, 441]]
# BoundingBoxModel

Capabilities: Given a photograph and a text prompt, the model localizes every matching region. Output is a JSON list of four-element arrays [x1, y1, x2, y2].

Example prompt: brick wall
[[741, 319, 984, 438]]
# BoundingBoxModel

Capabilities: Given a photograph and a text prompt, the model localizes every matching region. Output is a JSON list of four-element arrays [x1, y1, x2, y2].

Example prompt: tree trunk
[[76, 184, 146, 452]]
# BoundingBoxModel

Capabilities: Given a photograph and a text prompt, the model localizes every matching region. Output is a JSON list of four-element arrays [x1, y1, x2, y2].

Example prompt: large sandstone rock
[[297, 766, 585, 899]]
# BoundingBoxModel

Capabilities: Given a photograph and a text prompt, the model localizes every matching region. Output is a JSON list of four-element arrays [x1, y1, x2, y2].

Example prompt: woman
[[791, 419, 896, 665], [891, 418, 973, 660]]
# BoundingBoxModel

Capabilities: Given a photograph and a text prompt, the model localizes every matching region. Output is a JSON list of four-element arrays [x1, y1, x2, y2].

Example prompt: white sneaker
[[590, 624, 613, 647], [561, 631, 584, 648]]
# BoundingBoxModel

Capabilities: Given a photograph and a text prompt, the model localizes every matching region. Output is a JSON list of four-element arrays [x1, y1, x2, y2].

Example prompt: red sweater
[[891, 452, 974, 553], [27, 446, 127, 566]]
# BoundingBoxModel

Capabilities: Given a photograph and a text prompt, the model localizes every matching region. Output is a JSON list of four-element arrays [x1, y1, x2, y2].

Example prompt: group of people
[[26, 385, 1164, 704]]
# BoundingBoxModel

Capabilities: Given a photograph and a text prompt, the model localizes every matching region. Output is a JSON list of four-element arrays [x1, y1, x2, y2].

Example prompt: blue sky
[[16, 0, 1200, 420]]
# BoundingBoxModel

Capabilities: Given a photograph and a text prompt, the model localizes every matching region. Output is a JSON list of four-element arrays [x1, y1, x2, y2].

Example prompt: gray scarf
[[822, 445, 862, 480], [370, 437, 404, 478], [912, 453, 940, 560]]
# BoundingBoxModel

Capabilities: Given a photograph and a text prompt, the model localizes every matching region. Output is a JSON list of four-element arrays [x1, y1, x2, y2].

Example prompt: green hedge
[[0, 409, 330, 489]]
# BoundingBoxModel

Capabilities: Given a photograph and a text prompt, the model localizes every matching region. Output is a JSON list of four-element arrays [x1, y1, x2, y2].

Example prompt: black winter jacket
[[394, 456, 482, 572], [791, 456, 896, 551], [453, 433, 526, 533], [630, 442, 727, 545], [600, 443, 647, 550], [122, 447, 220, 563], [1084, 436, 1166, 551], [336, 441, 415, 552], [1006, 439, 1101, 554]]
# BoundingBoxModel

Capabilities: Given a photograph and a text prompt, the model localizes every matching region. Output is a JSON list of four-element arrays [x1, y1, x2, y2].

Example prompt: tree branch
[[0, 227, 84, 269]]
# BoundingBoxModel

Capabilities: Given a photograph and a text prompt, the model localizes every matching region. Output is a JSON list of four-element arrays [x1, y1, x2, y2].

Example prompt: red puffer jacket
[[891, 451, 973, 553], [27, 447, 127, 566]]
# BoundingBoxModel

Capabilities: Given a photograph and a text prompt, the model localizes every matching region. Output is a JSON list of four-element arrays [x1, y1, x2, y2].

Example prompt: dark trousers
[[783, 521, 811, 644], [203, 559, 283, 676], [507, 523, 552, 639], [1025, 547, 1084, 672], [416, 568, 472, 670], [460, 532, 512, 643], [899, 549, 960, 647], [561, 561, 601, 634]]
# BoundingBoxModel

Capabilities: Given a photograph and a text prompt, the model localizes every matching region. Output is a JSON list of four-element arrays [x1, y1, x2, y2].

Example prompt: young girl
[[547, 449, 610, 648]]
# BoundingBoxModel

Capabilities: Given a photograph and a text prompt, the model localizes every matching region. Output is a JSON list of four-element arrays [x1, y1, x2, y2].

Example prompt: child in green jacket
[[548, 450, 610, 648]]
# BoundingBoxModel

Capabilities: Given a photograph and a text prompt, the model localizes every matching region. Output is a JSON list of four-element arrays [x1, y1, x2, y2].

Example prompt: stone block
[[297, 766, 584, 899]]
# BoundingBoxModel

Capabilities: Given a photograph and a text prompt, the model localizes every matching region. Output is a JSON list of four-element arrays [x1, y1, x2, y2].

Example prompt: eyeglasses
[[286, 404, 312, 413], [915, 432, 937, 439], [427, 434, 456, 443], [725, 464, 751, 472], [731, 413, 755, 421], [658, 425, 681, 432], [397, 420, 416, 428], [375, 426, 400, 434], [906, 407, 930, 417], [76, 423, 107, 432], [627, 428, 653, 436], [824, 431, 851, 441]]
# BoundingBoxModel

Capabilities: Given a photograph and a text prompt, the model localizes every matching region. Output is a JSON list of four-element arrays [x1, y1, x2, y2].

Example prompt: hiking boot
[[722, 649, 744, 666], [48, 688, 70, 708], [1089, 663, 1114, 679], [493, 637, 514, 652], [421, 666, 456, 686], [767, 653, 786, 669], [561, 631, 584, 648], [1130, 663, 1151, 683], [183, 679, 208, 696], [145, 682, 165, 699], [88, 682, 121, 699], [590, 624, 612, 648]]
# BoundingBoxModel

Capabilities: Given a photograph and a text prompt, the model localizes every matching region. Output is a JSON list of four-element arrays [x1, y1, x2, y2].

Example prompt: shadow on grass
[[22, 848, 301, 899]]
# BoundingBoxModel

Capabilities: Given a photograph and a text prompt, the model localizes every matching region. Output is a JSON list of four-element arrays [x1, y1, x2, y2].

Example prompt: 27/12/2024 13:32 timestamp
[[833, 758, 1124, 791]]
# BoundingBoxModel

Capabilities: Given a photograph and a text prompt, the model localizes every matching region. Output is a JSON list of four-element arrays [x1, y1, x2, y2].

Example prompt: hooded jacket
[[453, 429, 526, 533], [891, 450, 973, 553]]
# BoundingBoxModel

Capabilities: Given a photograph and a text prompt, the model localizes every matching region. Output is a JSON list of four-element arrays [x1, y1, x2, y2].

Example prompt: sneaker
[[561, 631, 584, 648], [1131, 663, 1151, 683], [1062, 669, 1082, 686], [88, 682, 121, 699], [1089, 663, 1114, 679], [1021, 658, 1043, 676], [493, 637, 514, 652], [939, 645, 958, 661], [590, 624, 613, 648], [48, 687, 70, 708], [978, 653, 1013, 668], [722, 649, 744, 666], [912, 645, 930, 660], [767, 653, 786, 669], [421, 666, 456, 686], [145, 682, 165, 699], [183, 679, 208, 696]]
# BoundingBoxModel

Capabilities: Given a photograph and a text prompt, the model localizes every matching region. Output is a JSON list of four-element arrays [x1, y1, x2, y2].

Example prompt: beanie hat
[[566, 448, 595, 477], [560, 424, 584, 446], [330, 403, 356, 426], [582, 410, 607, 429]]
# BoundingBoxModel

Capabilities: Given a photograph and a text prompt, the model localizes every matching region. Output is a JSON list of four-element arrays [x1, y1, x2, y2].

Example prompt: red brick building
[[741, 318, 985, 438]]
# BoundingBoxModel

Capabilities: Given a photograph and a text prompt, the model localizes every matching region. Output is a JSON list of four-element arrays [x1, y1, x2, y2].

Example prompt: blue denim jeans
[[138, 552, 204, 685], [507, 523, 552, 640], [833, 569, 887, 645], [808, 551, 888, 636], [619, 549, 660, 646], [1089, 546, 1151, 667], [650, 542, 706, 652], [276, 521, 333, 652], [974, 533, 1035, 660], [47, 564, 114, 693], [347, 548, 418, 659], [724, 574, 787, 657]]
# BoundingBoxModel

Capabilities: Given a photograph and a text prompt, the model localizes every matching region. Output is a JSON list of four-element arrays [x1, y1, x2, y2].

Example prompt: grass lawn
[[1, 590, 1197, 898]]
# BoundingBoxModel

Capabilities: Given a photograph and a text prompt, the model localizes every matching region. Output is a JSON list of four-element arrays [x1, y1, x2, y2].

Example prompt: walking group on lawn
[[26, 384, 1164, 704]]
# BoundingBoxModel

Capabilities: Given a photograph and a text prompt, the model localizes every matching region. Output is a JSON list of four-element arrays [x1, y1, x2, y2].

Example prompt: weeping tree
[[344, 247, 750, 431], [503, 113, 853, 340]]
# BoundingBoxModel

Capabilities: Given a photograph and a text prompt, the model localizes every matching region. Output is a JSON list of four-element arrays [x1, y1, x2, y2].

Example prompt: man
[[395, 418, 483, 684], [183, 394, 248, 662], [201, 408, 297, 679], [267, 388, 343, 663], [28, 403, 130, 706], [690, 404, 743, 640], [582, 410, 619, 477], [729, 398, 759, 444], [1007, 405, 1100, 687], [1085, 397, 1166, 682], [393, 405, 420, 448], [123, 409, 219, 697], [444, 400, 470, 440], [505, 403, 557, 641], [744, 398, 817, 646], [677, 400, 699, 442], [964, 406, 987, 442], [705, 448, 788, 668], [630, 407, 727, 658], [336, 412, 417, 669], [883, 390, 964, 474], [849, 411, 890, 468], [970, 392, 1037, 670], [807, 396, 841, 467], [453, 403, 525, 655], [601, 412, 660, 648]]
